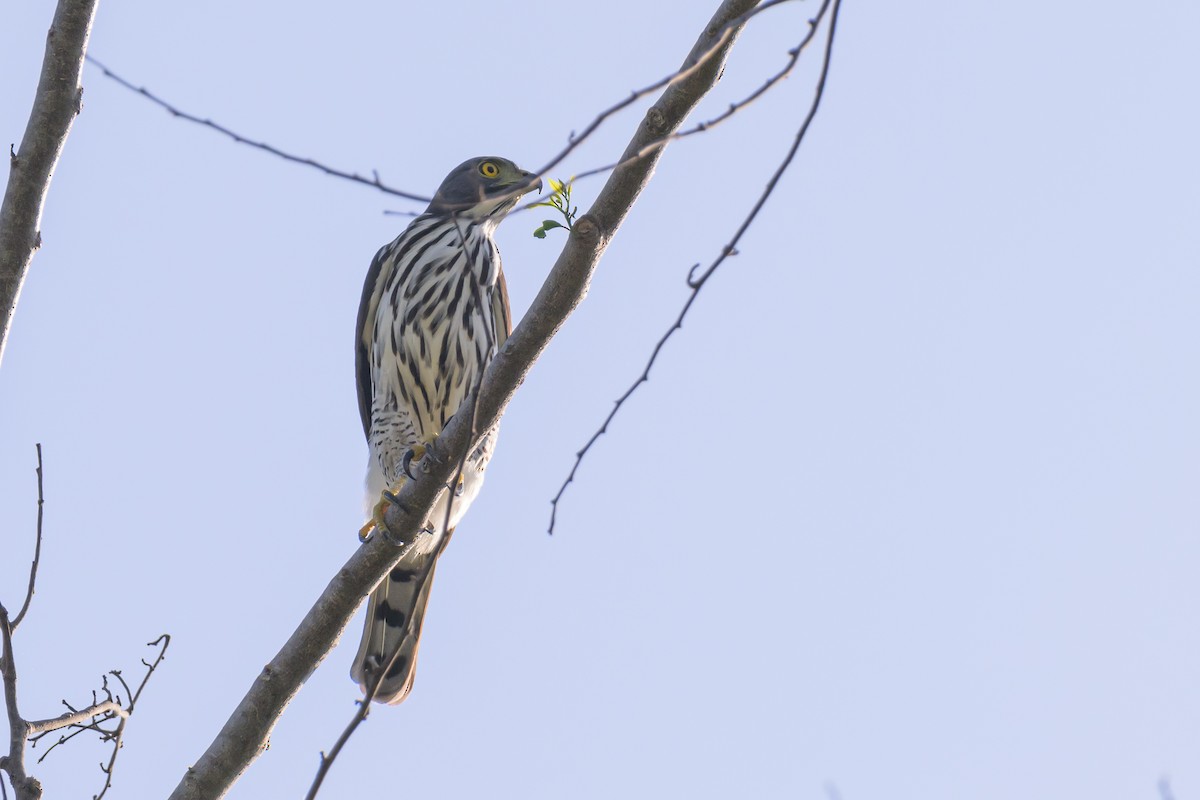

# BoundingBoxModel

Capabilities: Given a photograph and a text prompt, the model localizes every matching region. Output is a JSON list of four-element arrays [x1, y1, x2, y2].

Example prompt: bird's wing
[[355, 242, 392, 440], [492, 266, 513, 347]]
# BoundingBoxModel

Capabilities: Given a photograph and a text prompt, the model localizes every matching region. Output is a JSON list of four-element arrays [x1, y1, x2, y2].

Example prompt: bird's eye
[[479, 161, 500, 178]]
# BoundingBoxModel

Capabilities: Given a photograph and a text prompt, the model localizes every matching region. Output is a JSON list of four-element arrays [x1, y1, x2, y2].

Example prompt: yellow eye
[[479, 161, 500, 178]]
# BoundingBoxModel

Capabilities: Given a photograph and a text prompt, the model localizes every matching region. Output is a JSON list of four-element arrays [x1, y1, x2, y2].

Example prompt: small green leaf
[[533, 219, 564, 239]]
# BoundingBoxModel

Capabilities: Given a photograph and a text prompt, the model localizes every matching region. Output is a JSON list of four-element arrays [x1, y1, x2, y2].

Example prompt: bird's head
[[427, 157, 542, 219]]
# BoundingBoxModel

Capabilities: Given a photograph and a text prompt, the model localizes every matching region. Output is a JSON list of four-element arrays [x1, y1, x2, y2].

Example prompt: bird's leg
[[360, 480, 405, 542], [412, 433, 464, 496], [402, 435, 465, 496], [359, 436, 468, 541], [359, 437, 442, 542], [359, 479, 418, 543]]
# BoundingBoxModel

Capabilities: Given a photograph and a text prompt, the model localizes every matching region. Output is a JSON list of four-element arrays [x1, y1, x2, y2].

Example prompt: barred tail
[[351, 556, 439, 705]]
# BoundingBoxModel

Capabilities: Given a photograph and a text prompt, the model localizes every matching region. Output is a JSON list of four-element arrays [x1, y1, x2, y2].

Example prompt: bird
[[351, 156, 541, 704]]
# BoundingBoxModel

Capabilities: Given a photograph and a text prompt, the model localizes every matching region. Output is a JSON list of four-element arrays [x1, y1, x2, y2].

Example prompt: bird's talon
[[363, 479, 413, 544], [402, 443, 430, 480]]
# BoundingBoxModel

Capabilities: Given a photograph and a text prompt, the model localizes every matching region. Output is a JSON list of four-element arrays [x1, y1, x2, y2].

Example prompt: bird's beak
[[518, 170, 543, 197]]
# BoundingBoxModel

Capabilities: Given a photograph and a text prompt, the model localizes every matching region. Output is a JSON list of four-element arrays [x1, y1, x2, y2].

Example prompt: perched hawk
[[351, 157, 540, 704]]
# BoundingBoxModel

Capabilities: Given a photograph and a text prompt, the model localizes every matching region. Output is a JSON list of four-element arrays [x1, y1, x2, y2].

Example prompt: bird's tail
[[351, 554, 439, 705]]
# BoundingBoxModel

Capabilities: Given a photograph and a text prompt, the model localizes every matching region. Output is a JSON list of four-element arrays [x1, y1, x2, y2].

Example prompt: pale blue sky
[[2, 2, 1199, 798]]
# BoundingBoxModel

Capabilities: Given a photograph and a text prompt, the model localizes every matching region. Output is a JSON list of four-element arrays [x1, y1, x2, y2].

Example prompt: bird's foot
[[401, 435, 440, 480], [358, 479, 410, 542], [405, 436, 462, 495]]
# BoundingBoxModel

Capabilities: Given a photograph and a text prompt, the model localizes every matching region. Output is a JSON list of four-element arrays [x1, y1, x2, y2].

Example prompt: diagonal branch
[[82, 56, 432, 204], [166, 3, 761, 799], [568, 0, 832, 187], [0, 0, 100, 368], [549, 0, 843, 534], [524, 0, 801, 188]]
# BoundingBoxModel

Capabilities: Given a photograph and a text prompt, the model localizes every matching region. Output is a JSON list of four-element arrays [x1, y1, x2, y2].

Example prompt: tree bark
[[0, 0, 99, 366], [167, 1, 760, 798]]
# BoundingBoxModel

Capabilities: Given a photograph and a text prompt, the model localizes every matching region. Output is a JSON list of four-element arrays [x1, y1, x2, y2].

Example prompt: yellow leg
[[359, 475, 411, 541], [359, 440, 435, 542], [359, 438, 467, 541]]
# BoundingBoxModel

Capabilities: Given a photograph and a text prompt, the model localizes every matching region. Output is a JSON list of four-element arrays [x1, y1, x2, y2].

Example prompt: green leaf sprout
[[532, 178, 578, 239]]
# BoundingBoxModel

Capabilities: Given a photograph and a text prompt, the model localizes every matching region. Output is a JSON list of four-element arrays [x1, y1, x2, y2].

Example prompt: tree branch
[[1, 605, 40, 800], [568, 0, 829, 186], [25, 703, 127, 737], [166, 2, 760, 798], [549, 0, 843, 533], [10, 445, 45, 632], [1, 442, 168, 800], [0, 0, 99, 366], [82, 56, 432, 204], [85, 1, 799, 220]]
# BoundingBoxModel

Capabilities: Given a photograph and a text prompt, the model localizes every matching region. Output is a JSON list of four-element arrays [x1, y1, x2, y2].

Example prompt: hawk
[[351, 157, 540, 704]]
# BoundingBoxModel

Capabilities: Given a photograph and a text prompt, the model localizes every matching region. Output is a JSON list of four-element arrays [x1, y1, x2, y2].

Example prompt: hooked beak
[[515, 170, 543, 197]]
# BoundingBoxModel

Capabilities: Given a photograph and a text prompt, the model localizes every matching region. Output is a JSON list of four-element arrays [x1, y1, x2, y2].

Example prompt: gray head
[[427, 157, 542, 218]]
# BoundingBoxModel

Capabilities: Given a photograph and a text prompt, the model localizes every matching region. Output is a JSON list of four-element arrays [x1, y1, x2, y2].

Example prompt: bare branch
[[30, 721, 94, 764], [85, 1, 799, 221], [10, 445, 45, 632], [549, 0, 843, 534], [0, 605, 39, 800], [524, 0, 802, 187], [167, 3, 761, 798], [302, 472, 449, 800], [25, 703, 126, 737], [567, 0, 832, 187], [0, 0, 99, 366], [83, 56, 432, 204], [26, 637, 170, 800]]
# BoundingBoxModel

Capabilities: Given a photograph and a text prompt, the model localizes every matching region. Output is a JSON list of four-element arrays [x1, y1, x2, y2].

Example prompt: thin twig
[[82, 56, 431, 204], [305, 491, 452, 800], [565, 0, 833, 187], [548, 0, 842, 534], [90, 636, 169, 800], [31, 722, 93, 763], [23, 636, 169, 800], [84, 1, 799, 218], [522, 0, 801, 191], [11, 445, 44, 632]]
